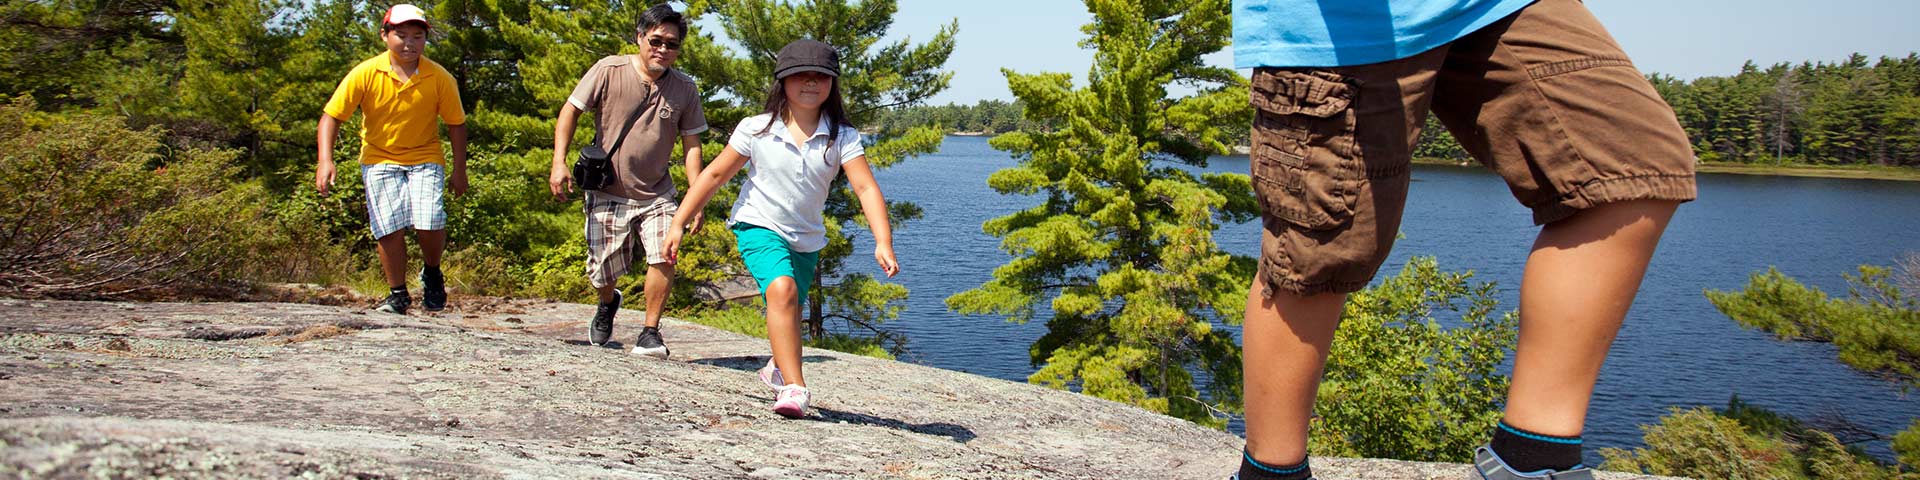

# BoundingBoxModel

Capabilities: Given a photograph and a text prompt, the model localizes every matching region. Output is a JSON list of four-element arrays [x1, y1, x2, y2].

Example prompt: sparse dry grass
[[281, 324, 355, 344]]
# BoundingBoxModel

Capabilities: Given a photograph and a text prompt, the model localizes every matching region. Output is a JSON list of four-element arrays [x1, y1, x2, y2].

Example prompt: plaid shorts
[[362, 163, 446, 239], [584, 191, 678, 289]]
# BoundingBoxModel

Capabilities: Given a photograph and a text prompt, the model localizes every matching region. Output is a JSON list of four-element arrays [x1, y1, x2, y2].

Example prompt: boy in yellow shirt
[[314, 4, 469, 315]]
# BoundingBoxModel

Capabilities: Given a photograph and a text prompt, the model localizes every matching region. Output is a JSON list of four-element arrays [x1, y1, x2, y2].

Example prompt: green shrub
[[1600, 407, 1798, 479], [520, 233, 593, 303], [1308, 257, 1518, 462], [1602, 402, 1915, 479], [443, 245, 522, 297], [0, 96, 343, 297]]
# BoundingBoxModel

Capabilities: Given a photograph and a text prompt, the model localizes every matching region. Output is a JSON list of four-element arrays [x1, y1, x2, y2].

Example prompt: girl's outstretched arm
[[664, 145, 749, 263], [842, 156, 898, 277]]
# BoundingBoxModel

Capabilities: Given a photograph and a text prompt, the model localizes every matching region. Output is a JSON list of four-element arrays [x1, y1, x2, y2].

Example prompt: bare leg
[[641, 263, 674, 328], [595, 284, 619, 304], [1504, 199, 1679, 435], [416, 229, 445, 267], [765, 276, 806, 387], [375, 231, 409, 288], [1241, 284, 1348, 465]]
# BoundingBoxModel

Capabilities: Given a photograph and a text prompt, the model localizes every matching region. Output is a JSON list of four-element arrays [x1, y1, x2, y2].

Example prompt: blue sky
[[862, 0, 1920, 105]]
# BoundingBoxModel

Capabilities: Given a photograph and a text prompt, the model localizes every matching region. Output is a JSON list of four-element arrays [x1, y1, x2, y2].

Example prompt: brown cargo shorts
[[1249, 0, 1697, 297]]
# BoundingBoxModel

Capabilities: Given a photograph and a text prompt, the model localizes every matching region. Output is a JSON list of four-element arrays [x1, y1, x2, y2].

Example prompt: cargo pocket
[[1249, 69, 1363, 231]]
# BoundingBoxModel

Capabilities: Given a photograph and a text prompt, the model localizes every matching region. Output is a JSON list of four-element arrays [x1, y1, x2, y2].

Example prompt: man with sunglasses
[[549, 4, 707, 358]]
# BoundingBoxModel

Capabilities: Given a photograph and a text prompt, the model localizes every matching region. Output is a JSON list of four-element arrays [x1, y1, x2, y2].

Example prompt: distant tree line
[[870, 99, 1042, 135], [1655, 54, 1920, 167]]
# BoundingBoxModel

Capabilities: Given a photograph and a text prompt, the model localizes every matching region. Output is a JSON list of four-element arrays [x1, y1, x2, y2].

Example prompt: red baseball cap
[[382, 4, 431, 30]]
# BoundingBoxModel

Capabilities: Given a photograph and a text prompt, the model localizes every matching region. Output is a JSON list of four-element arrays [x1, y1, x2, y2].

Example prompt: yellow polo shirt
[[323, 52, 466, 166]]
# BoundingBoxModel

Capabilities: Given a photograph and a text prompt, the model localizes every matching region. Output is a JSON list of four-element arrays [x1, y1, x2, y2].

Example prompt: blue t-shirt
[[1233, 0, 1537, 68]]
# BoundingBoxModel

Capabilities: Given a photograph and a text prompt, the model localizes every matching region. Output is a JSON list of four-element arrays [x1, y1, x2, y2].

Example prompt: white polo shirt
[[726, 113, 866, 253]]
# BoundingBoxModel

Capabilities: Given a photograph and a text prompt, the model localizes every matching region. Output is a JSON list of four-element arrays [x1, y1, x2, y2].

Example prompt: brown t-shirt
[[568, 55, 708, 202]]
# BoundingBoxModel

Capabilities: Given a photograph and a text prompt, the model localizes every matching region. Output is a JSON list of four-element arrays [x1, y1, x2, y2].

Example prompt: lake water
[[847, 135, 1920, 461]]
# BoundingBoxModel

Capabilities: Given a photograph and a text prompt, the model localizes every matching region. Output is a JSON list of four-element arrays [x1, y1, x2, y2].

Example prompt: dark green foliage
[[1656, 55, 1920, 166], [1413, 113, 1469, 162]]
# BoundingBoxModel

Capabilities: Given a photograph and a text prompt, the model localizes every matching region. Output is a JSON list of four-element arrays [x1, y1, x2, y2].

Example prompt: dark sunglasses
[[646, 37, 682, 51]]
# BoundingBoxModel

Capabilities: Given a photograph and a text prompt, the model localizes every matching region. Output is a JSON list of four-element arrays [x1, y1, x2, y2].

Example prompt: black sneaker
[[632, 326, 669, 359], [589, 291, 621, 347], [374, 291, 410, 315], [421, 269, 447, 312]]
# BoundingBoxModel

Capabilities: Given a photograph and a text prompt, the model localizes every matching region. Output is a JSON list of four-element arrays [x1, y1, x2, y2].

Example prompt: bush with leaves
[[0, 96, 343, 296], [1601, 398, 1917, 479], [1600, 406, 1801, 479], [1306, 257, 1518, 462]]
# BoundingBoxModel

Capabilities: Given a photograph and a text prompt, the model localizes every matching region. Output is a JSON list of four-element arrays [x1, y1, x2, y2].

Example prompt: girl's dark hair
[[636, 4, 686, 38], [756, 75, 855, 155]]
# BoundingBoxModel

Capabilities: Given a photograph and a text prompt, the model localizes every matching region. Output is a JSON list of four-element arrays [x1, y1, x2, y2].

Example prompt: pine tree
[[946, 0, 1253, 427]]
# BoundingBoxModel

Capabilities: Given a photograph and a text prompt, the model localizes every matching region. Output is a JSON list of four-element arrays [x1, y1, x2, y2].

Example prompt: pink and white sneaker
[[757, 358, 784, 390], [772, 385, 810, 418]]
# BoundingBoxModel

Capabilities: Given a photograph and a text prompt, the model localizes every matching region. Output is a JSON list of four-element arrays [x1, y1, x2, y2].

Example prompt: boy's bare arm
[[316, 114, 341, 196], [447, 124, 469, 197]]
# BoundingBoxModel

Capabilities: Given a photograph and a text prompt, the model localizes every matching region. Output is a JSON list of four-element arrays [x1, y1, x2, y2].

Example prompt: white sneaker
[[757, 358, 784, 390], [772, 385, 810, 418]]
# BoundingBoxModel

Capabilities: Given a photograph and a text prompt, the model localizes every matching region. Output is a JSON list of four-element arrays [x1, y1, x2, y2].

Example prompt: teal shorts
[[732, 222, 819, 305]]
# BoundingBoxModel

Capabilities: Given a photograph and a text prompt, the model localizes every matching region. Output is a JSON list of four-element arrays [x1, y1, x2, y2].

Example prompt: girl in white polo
[[663, 39, 899, 418]]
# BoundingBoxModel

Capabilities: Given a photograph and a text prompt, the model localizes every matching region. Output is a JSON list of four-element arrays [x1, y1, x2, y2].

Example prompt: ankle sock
[[422, 265, 442, 283], [1237, 451, 1311, 480], [389, 286, 408, 297], [1491, 421, 1584, 472]]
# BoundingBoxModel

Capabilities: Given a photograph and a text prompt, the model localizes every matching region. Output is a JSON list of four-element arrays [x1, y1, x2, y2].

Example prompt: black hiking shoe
[[374, 291, 410, 315], [421, 269, 447, 312], [589, 291, 621, 347], [632, 326, 669, 359]]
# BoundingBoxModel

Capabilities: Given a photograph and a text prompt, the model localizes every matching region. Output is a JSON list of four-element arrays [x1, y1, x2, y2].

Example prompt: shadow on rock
[[809, 405, 976, 443], [562, 339, 626, 349], [686, 355, 840, 372]]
